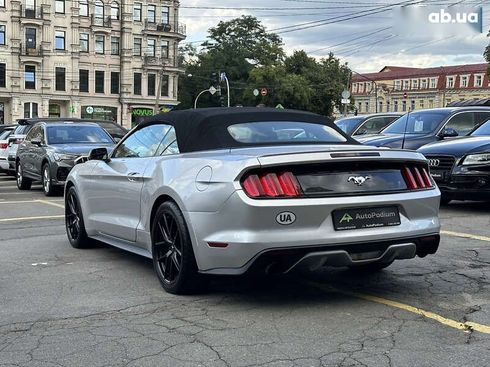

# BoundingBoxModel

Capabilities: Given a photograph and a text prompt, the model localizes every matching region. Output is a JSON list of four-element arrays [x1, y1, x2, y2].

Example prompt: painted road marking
[[0, 215, 64, 222], [441, 230, 490, 243], [307, 282, 490, 335], [36, 199, 65, 209], [0, 199, 64, 204]]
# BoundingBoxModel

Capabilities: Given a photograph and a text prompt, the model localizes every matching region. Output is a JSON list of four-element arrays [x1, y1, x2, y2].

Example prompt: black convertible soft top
[[140, 107, 357, 153]]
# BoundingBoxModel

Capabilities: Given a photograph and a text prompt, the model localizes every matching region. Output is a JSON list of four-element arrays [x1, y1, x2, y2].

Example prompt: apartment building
[[351, 63, 490, 114], [0, 0, 185, 127]]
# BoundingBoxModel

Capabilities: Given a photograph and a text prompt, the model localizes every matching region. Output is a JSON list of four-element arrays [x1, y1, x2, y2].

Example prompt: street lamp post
[[219, 72, 231, 107], [351, 70, 378, 113], [194, 87, 217, 109]]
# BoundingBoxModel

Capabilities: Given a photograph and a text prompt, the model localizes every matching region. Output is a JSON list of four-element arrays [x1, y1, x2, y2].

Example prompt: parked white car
[[0, 126, 15, 173]]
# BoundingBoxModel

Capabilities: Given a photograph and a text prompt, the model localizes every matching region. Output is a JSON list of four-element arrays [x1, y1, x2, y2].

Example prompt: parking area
[[1, 172, 490, 367]]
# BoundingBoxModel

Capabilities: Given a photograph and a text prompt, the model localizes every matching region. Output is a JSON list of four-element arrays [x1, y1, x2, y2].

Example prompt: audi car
[[418, 118, 490, 204], [16, 121, 115, 196], [65, 108, 441, 294], [357, 107, 490, 149]]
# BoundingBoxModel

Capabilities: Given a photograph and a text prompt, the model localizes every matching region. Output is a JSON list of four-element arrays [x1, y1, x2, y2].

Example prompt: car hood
[[418, 136, 490, 157], [51, 143, 114, 155]]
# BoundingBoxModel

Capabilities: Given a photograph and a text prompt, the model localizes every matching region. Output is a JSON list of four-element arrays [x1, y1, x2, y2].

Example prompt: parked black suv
[[357, 107, 490, 150], [16, 121, 115, 196]]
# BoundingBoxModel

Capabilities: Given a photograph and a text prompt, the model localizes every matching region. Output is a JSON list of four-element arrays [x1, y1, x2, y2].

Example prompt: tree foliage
[[178, 16, 351, 117]]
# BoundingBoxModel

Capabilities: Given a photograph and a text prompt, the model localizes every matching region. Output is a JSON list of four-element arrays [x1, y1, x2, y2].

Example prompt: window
[[24, 103, 38, 118], [394, 80, 401, 90], [55, 0, 65, 14], [161, 6, 169, 24], [410, 100, 415, 111], [111, 72, 119, 94], [365, 102, 369, 112], [354, 117, 389, 136], [133, 2, 142, 21], [357, 102, 362, 112], [79, 0, 88, 16], [47, 125, 112, 144], [430, 78, 437, 88], [403, 80, 410, 90], [378, 101, 383, 113], [147, 73, 156, 96], [0, 25, 6, 45], [358, 83, 364, 93], [55, 31, 65, 50], [134, 38, 142, 56], [133, 72, 141, 95], [80, 33, 89, 52], [25, 28, 36, 49], [79, 69, 89, 92], [148, 5, 156, 23], [386, 101, 390, 112], [95, 0, 104, 18], [393, 100, 398, 112], [25, 65, 36, 89], [419, 100, 425, 109], [111, 36, 120, 55], [55, 67, 66, 91], [26, 125, 43, 142], [161, 40, 169, 58], [160, 74, 169, 97], [110, 2, 119, 20], [446, 76, 454, 88], [420, 79, 427, 89], [95, 35, 104, 54], [412, 80, 418, 89], [365, 82, 371, 93], [147, 39, 156, 56], [113, 125, 178, 158], [460, 75, 469, 88], [156, 126, 179, 155], [0, 0, 4, 7], [445, 112, 480, 136], [429, 100, 434, 108], [0, 63, 5, 88], [402, 100, 407, 111], [475, 74, 483, 88], [95, 70, 104, 93]]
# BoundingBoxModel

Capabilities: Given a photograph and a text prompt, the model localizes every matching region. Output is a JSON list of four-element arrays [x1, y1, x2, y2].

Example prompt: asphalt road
[[1, 172, 489, 367]]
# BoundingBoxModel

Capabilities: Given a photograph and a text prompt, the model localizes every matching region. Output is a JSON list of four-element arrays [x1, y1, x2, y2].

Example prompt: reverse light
[[242, 171, 302, 198]]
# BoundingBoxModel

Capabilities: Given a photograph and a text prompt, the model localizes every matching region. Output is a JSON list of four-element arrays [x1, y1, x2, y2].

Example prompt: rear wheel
[[152, 201, 205, 294], [65, 186, 91, 249], [16, 163, 32, 190], [348, 260, 394, 272], [42, 164, 58, 196]]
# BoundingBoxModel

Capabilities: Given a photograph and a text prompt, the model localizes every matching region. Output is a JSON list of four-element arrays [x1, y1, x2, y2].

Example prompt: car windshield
[[227, 121, 347, 144], [382, 111, 451, 135], [335, 117, 364, 134], [0, 129, 13, 140], [47, 125, 113, 144], [471, 119, 490, 136]]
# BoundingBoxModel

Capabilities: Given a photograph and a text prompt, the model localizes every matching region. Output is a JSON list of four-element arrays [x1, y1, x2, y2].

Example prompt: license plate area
[[332, 206, 401, 231]]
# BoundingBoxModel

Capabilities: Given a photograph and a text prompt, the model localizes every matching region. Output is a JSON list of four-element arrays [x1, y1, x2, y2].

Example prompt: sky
[[180, 0, 490, 73]]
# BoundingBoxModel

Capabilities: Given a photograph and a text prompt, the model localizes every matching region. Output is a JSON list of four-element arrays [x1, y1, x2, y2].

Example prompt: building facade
[[0, 0, 185, 127], [351, 64, 490, 114]]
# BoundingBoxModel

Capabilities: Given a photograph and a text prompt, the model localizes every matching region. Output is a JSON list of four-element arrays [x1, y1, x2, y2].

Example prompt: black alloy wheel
[[16, 163, 32, 190], [152, 201, 205, 294], [65, 186, 90, 248]]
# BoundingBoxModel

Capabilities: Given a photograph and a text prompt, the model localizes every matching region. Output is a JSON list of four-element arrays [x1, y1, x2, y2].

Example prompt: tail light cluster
[[402, 166, 434, 190], [242, 171, 302, 198], [0, 143, 7, 149]]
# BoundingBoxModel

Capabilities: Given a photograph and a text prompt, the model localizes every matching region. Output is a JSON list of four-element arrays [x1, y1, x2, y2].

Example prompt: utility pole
[[154, 70, 163, 115]]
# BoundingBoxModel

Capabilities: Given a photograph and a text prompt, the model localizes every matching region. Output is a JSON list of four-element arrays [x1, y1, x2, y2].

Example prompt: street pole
[[220, 72, 231, 107], [194, 89, 208, 109]]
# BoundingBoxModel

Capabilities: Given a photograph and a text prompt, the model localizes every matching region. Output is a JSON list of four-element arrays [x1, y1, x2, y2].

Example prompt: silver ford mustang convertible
[[65, 108, 441, 294]]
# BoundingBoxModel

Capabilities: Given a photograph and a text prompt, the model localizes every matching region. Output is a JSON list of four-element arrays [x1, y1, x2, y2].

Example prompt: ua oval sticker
[[276, 212, 296, 226]]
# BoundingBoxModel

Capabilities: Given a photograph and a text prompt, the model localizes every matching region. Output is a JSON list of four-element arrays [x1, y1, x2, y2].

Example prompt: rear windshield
[[0, 129, 13, 140], [47, 125, 114, 144], [96, 122, 127, 139], [335, 117, 364, 134], [227, 121, 347, 144], [471, 120, 490, 136], [383, 111, 451, 134], [13, 125, 33, 135]]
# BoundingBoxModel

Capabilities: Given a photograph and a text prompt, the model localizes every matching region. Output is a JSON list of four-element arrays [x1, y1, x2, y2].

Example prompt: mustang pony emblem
[[348, 176, 371, 186]]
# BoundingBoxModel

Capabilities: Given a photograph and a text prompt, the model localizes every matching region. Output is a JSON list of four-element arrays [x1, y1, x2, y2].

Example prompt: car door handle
[[127, 172, 141, 182]]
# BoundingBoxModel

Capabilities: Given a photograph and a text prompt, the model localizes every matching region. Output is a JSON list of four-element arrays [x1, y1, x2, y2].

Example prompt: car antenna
[[401, 109, 411, 149]]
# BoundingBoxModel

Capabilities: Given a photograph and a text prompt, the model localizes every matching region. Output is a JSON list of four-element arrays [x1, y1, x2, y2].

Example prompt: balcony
[[143, 21, 186, 37], [19, 44, 43, 64], [91, 14, 112, 28], [20, 5, 45, 22], [143, 54, 172, 67]]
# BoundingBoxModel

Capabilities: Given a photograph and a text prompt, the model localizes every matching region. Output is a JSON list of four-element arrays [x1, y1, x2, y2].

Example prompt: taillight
[[0, 143, 7, 149], [402, 166, 434, 190], [242, 171, 302, 198]]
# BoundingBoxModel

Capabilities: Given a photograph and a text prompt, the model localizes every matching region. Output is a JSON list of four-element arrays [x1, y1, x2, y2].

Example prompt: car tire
[[348, 260, 394, 272], [65, 186, 91, 249], [440, 196, 452, 206], [42, 163, 58, 196], [16, 162, 32, 190], [151, 201, 206, 295]]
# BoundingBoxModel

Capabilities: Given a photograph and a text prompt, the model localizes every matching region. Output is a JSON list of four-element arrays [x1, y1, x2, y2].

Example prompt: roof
[[17, 118, 112, 126], [447, 98, 490, 107], [141, 107, 355, 152], [352, 63, 488, 82]]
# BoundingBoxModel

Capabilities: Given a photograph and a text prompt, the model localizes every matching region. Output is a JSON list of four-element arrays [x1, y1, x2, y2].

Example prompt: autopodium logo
[[394, 6, 483, 36]]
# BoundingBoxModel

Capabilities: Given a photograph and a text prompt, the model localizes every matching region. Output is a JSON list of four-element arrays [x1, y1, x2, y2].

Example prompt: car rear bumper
[[185, 188, 441, 275]]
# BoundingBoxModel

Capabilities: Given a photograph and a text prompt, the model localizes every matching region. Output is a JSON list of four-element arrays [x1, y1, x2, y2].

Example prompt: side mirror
[[88, 147, 110, 162], [439, 128, 459, 139], [31, 138, 42, 147]]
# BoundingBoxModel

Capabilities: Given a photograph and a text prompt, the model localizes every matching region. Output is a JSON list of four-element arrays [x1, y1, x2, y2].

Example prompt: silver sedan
[[65, 108, 441, 294]]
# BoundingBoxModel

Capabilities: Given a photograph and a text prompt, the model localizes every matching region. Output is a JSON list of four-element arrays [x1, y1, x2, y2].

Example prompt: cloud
[[180, 1, 489, 72]]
